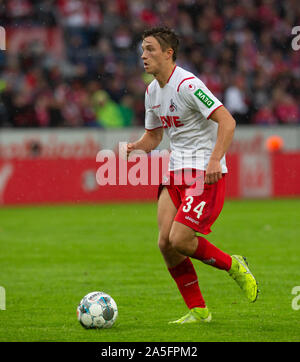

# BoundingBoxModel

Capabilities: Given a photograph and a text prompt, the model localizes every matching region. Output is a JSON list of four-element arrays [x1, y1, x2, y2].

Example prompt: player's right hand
[[205, 158, 222, 184], [126, 142, 136, 158]]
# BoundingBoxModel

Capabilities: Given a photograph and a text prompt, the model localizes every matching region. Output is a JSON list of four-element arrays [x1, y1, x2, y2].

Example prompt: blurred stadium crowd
[[0, 0, 299, 128]]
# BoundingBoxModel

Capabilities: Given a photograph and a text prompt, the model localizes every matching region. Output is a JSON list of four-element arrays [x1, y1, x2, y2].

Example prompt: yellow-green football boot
[[228, 255, 259, 302], [168, 307, 212, 324]]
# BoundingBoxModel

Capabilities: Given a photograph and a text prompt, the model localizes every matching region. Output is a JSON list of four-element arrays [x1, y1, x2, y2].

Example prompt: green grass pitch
[[0, 199, 300, 342]]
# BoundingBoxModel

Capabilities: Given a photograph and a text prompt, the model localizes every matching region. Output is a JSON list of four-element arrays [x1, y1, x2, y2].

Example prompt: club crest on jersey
[[169, 98, 177, 112]]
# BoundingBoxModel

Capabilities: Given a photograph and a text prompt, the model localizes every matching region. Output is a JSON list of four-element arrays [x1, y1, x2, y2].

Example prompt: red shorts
[[158, 169, 226, 235]]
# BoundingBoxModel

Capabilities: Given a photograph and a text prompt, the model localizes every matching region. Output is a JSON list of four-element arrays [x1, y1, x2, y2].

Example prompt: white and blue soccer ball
[[77, 291, 118, 329]]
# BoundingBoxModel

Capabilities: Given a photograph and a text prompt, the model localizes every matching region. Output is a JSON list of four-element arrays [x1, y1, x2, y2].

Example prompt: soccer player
[[127, 27, 258, 324]]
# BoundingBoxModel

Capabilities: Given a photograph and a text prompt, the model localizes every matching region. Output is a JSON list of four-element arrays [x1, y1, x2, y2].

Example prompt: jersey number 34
[[182, 197, 206, 219]]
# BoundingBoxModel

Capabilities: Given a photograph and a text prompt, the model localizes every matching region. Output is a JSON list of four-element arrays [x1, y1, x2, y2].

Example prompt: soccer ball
[[77, 291, 118, 329]]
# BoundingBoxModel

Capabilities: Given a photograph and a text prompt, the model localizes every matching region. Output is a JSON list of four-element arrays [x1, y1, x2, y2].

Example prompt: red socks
[[168, 237, 231, 310], [168, 257, 206, 309], [193, 236, 232, 271]]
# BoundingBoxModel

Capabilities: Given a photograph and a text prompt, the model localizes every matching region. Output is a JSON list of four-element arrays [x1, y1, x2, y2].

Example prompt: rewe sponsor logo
[[160, 115, 184, 129]]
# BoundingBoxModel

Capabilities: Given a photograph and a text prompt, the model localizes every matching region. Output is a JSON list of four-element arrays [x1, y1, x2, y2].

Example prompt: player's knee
[[169, 230, 187, 254], [158, 234, 171, 253]]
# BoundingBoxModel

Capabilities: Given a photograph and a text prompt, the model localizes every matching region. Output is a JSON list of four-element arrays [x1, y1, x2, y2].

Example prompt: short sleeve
[[180, 79, 223, 120], [144, 90, 162, 130]]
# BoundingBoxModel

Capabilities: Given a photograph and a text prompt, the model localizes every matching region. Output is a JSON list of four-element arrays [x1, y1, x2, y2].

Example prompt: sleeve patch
[[194, 89, 215, 108]]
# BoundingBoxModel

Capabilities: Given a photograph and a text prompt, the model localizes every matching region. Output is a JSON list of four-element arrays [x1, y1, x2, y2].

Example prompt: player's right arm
[[127, 85, 163, 156], [127, 128, 163, 156]]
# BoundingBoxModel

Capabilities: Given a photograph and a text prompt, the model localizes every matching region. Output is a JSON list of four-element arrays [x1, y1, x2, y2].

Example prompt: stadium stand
[[0, 0, 299, 128]]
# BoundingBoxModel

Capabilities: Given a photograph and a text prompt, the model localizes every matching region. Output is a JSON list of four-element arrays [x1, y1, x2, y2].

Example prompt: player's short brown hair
[[142, 26, 179, 61]]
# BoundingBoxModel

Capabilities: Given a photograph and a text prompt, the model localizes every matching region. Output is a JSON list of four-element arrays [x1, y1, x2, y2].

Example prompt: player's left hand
[[205, 158, 222, 184]]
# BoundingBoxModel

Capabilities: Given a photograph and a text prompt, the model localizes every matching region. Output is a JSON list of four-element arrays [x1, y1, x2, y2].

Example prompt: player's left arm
[[206, 106, 236, 184]]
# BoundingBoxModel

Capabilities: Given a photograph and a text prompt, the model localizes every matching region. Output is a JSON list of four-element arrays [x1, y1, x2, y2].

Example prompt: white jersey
[[145, 65, 227, 173]]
